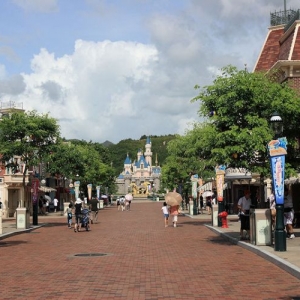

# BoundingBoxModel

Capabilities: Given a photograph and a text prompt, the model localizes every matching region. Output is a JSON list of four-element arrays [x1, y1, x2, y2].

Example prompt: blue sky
[[0, 0, 294, 143]]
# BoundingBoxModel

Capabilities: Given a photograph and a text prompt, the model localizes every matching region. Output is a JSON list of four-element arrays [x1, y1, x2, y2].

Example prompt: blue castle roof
[[124, 154, 131, 164], [135, 155, 149, 168]]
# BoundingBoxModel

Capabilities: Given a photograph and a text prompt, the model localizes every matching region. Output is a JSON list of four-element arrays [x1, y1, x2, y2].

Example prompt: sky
[[0, 0, 296, 144]]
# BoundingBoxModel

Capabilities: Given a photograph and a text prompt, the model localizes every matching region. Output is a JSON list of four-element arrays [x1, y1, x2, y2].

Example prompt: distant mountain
[[102, 140, 114, 147]]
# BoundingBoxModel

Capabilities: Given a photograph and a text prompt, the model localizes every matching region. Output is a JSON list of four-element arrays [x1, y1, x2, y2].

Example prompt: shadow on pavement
[[0, 240, 28, 247]]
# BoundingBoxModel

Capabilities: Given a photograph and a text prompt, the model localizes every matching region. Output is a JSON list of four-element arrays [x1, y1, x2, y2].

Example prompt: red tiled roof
[[255, 27, 284, 72], [291, 27, 300, 60]]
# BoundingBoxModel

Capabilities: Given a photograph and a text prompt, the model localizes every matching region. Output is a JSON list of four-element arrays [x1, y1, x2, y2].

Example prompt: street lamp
[[269, 112, 286, 251], [270, 112, 283, 139]]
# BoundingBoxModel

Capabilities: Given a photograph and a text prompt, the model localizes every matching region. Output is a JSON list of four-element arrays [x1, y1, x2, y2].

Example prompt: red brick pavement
[[1, 202, 300, 300]]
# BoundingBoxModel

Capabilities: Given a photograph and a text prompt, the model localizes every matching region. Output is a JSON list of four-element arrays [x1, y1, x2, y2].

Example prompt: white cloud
[[1, 0, 293, 143]]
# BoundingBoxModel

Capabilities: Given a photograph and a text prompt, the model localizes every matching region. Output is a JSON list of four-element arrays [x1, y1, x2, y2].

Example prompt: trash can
[[99, 200, 104, 209], [249, 208, 272, 246], [16, 207, 30, 229]]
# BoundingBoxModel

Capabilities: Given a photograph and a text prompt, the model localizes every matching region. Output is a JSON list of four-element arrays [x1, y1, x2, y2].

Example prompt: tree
[[160, 124, 217, 192], [0, 110, 60, 206], [192, 65, 300, 176], [46, 141, 117, 197]]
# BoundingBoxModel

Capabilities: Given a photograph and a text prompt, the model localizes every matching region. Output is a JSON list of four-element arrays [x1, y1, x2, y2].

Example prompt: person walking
[[284, 186, 295, 239], [53, 197, 59, 212], [169, 204, 179, 228], [65, 203, 73, 229], [74, 198, 82, 232], [237, 190, 252, 240], [116, 197, 121, 211], [120, 196, 125, 211], [199, 195, 204, 214], [161, 202, 170, 227], [89, 197, 99, 224], [206, 196, 212, 215]]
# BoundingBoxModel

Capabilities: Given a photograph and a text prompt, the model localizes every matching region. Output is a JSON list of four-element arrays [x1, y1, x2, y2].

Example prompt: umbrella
[[202, 191, 213, 198], [125, 193, 133, 201], [101, 195, 108, 199], [165, 192, 182, 206], [44, 195, 51, 202], [39, 186, 57, 192]]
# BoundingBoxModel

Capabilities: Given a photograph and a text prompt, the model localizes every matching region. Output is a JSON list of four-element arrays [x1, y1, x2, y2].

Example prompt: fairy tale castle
[[116, 137, 161, 196]]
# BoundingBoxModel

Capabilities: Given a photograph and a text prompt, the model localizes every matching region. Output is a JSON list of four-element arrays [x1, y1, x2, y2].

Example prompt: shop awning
[[197, 182, 212, 192]]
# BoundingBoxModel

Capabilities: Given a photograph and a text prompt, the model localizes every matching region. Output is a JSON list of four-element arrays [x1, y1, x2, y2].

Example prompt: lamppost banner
[[96, 186, 100, 200], [215, 165, 226, 202], [268, 137, 287, 205], [87, 184, 92, 200], [191, 174, 198, 198], [31, 178, 39, 204], [74, 181, 80, 200]]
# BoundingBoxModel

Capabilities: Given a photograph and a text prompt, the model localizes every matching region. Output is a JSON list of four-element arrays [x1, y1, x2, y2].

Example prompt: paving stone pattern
[[1, 202, 300, 300]]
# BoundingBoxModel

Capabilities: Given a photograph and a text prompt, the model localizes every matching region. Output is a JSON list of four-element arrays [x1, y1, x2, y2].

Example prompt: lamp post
[[269, 112, 286, 251], [152, 183, 155, 201]]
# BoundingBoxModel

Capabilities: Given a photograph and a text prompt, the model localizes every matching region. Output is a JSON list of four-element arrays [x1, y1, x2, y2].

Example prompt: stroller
[[80, 208, 90, 231]]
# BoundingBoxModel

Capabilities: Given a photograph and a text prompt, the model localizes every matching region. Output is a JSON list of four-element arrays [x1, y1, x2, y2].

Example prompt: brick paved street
[[1, 201, 300, 300]]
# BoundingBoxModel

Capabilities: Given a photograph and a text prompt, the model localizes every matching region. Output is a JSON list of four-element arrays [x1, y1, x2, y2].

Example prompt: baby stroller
[[80, 208, 90, 231]]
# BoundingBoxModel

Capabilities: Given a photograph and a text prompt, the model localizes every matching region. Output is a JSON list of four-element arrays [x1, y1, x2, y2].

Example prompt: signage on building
[[225, 168, 252, 180]]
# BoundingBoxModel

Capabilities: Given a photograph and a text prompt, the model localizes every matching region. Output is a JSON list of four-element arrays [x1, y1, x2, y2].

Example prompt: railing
[[0, 101, 23, 110], [270, 9, 298, 27], [284, 9, 300, 32]]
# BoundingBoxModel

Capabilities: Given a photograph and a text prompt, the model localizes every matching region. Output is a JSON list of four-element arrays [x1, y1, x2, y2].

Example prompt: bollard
[[218, 211, 228, 228]]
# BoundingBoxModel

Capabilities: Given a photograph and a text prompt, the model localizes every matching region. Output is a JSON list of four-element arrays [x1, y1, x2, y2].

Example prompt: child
[[161, 202, 169, 227], [120, 196, 125, 211], [65, 203, 73, 228], [169, 205, 179, 227]]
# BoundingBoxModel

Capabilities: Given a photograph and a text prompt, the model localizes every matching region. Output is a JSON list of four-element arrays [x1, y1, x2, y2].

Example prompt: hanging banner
[[74, 181, 80, 200], [32, 178, 40, 204], [268, 137, 287, 205], [87, 184, 92, 200], [191, 174, 198, 198], [96, 186, 101, 200], [216, 165, 226, 202]]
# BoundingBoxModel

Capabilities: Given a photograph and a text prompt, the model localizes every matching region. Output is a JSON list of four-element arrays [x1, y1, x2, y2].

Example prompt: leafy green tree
[[192, 65, 300, 176], [0, 110, 60, 206], [46, 141, 116, 197], [161, 125, 216, 191]]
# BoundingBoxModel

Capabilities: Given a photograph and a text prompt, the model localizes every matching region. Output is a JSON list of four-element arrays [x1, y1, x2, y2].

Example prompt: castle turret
[[144, 136, 152, 167]]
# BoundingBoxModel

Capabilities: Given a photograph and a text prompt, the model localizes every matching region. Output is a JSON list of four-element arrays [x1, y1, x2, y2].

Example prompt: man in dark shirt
[[89, 198, 99, 224]]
